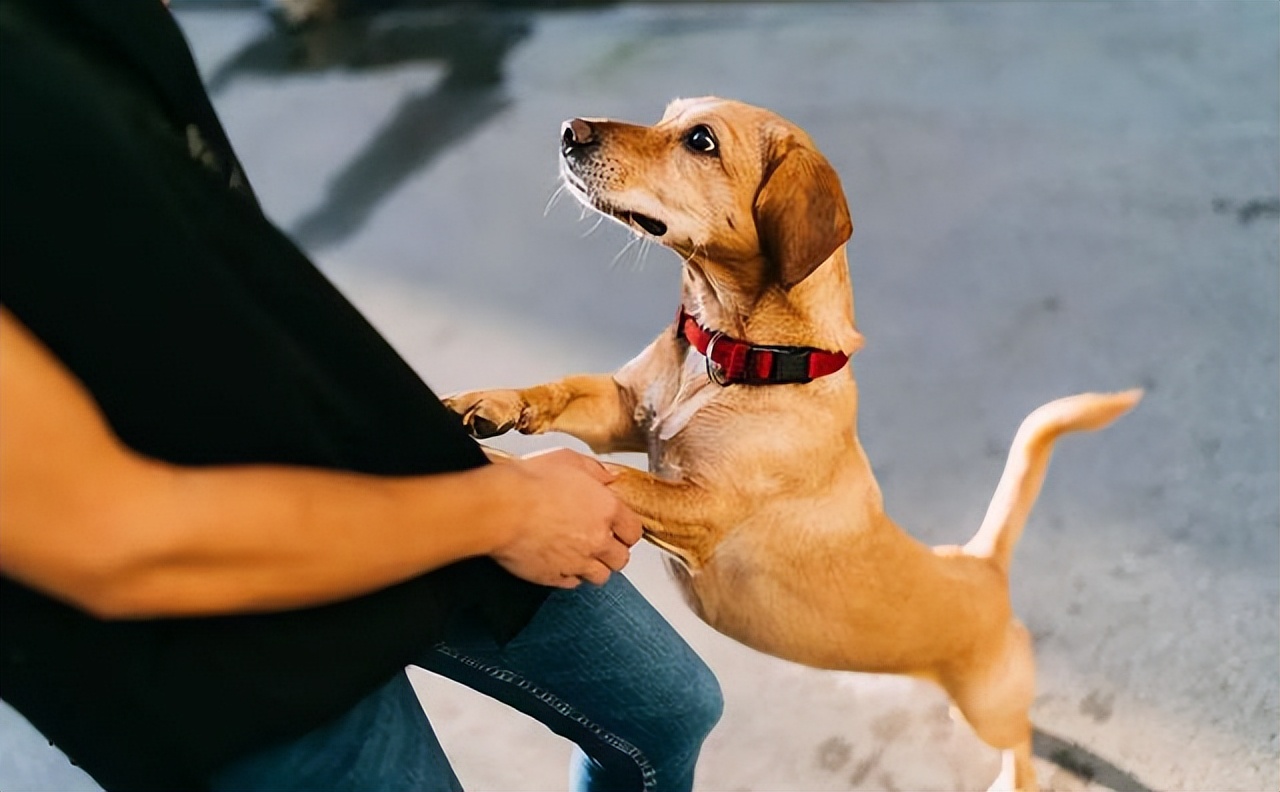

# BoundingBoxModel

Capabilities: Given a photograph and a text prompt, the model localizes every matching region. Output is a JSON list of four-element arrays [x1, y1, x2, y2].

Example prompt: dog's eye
[[683, 125, 718, 154]]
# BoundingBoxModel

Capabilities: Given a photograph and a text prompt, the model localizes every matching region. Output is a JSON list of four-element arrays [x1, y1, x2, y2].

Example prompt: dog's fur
[[444, 97, 1141, 791]]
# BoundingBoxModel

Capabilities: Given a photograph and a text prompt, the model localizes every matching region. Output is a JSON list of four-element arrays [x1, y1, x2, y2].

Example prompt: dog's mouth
[[561, 166, 668, 238], [617, 210, 667, 237], [588, 198, 669, 238], [591, 194, 667, 237]]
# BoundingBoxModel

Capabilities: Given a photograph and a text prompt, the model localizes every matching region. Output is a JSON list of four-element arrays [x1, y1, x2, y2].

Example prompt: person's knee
[[633, 657, 722, 788], [683, 658, 724, 740], [649, 652, 722, 753]]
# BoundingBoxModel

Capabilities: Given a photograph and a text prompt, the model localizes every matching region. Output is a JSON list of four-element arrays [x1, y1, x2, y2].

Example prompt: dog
[[443, 97, 1141, 791]]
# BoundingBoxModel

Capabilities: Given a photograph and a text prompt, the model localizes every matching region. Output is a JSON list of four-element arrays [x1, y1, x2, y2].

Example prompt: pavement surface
[[2, 2, 1276, 790]]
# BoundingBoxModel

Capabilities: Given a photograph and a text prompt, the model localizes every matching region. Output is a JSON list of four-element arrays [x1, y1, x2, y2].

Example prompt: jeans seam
[[431, 641, 659, 792]]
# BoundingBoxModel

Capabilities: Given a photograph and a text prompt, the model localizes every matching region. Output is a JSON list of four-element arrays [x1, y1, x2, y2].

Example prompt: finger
[[577, 560, 612, 587], [596, 539, 631, 572], [553, 573, 581, 590], [567, 453, 615, 484], [610, 504, 644, 547], [521, 446, 570, 461], [526, 447, 615, 484], [600, 461, 628, 477], [481, 445, 516, 464]]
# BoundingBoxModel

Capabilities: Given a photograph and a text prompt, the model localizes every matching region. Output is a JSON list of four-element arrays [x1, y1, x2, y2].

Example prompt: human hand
[[490, 448, 643, 588]]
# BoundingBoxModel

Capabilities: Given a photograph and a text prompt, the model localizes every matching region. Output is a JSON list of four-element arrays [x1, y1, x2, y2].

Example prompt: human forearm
[[2, 430, 526, 619], [0, 307, 515, 617], [73, 459, 523, 619]]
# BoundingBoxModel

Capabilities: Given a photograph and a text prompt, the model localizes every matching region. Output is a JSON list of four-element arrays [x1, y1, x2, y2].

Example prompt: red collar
[[676, 306, 850, 386]]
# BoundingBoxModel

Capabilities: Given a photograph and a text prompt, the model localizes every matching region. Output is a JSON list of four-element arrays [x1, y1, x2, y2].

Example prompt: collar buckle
[[755, 345, 813, 384]]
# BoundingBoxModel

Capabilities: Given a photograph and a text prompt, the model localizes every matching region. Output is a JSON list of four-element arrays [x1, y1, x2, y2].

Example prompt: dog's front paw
[[442, 389, 528, 438]]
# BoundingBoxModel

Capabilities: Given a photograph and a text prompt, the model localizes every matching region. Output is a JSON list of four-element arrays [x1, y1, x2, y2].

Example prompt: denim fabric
[[209, 574, 722, 792]]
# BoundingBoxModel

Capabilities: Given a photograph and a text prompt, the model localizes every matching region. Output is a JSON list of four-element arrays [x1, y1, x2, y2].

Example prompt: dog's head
[[559, 97, 852, 289]]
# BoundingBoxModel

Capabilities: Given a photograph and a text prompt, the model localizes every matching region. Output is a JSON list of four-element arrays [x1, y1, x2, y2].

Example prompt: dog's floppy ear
[[753, 145, 852, 289]]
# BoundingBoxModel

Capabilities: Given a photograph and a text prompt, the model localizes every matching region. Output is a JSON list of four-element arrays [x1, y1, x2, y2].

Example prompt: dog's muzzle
[[559, 118, 668, 237]]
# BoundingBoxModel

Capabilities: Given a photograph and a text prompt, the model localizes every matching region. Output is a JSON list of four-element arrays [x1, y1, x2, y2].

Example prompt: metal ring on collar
[[704, 331, 729, 386]]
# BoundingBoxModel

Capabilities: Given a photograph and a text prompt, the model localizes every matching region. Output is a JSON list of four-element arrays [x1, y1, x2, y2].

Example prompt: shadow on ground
[[196, 0, 639, 252]]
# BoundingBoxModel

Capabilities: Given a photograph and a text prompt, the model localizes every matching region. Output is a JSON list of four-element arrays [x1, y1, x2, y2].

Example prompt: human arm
[[0, 308, 641, 620]]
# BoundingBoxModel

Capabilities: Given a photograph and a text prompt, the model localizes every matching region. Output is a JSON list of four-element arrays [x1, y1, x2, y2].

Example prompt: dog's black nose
[[561, 118, 598, 155]]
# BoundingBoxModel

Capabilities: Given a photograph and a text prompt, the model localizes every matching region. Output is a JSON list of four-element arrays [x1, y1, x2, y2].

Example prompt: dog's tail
[[963, 389, 1143, 574]]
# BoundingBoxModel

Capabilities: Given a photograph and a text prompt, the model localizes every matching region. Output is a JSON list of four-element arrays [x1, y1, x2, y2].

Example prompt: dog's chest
[[639, 352, 720, 476]]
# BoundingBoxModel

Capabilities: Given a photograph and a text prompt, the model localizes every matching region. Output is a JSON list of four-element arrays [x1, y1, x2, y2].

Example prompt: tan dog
[[444, 97, 1141, 791]]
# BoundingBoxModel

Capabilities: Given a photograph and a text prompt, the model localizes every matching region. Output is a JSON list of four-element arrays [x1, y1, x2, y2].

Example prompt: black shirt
[[0, 1, 548, 788]]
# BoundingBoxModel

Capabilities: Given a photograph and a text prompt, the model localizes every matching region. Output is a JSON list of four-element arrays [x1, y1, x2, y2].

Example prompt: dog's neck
[[680, 247, 863, 355]]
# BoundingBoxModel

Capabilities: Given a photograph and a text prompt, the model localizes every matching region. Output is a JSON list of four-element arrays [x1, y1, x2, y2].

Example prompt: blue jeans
[[208, 574, 723, 792]]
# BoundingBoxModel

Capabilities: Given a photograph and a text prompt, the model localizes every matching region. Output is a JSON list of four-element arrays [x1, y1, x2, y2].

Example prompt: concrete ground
[[2, 2, 1276, 790]]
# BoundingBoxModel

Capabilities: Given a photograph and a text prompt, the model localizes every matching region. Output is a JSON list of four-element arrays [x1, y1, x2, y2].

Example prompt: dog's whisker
[[679, 242, 704, 269], [580, 214, 606, 238], [543, 183, 569, 218], [609, 234, 643, 271], [634, 239, 647, 273], [635, 237, 657, 272], [679, 244, 695, 267]]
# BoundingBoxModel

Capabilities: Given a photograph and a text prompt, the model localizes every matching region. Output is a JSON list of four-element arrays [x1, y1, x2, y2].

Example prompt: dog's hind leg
[[989, 742, 1037, 792], [942, 620, 1039, 792]]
